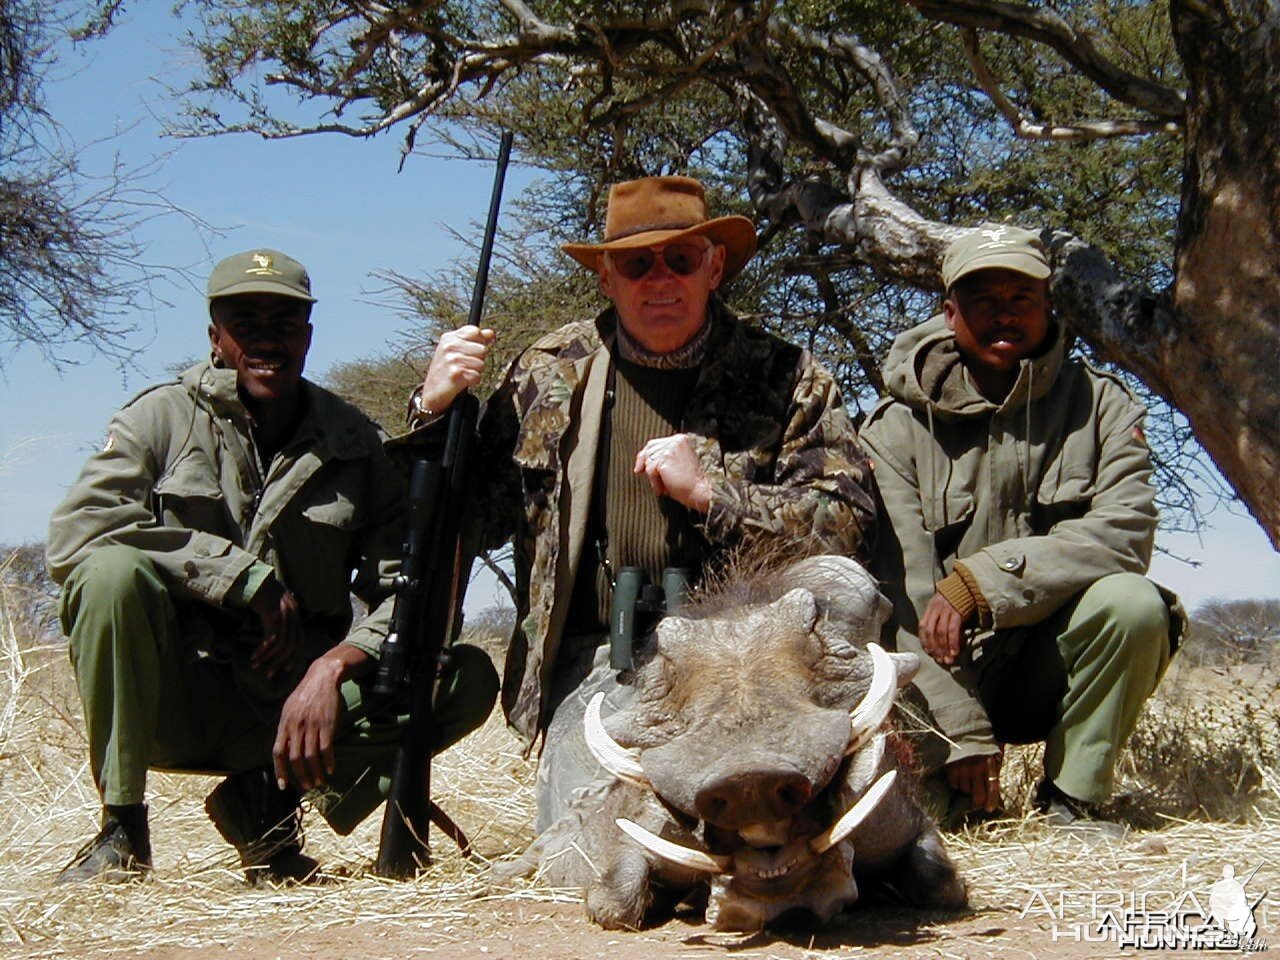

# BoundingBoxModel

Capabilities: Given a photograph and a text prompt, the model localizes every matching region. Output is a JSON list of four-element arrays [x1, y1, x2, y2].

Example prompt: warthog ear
[[890, 651, 919, 687], [775, 555, 893, 636], [770, 588, 819, 633]]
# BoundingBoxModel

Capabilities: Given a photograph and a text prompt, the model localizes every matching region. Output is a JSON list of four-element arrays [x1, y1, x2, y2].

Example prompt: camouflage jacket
[[48, 361, 406, 690], [859, 316, 1180, 766], [464, 301, 876, 743]]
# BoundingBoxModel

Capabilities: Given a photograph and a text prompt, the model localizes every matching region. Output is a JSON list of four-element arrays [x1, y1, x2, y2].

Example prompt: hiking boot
[[205, 768, 321, 886], [1034, 780, 1127, 838], [56, 805, 152, 884]]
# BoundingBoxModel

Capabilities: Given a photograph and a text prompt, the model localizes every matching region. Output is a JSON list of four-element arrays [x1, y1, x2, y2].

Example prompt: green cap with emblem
[[206, 249, 317, 303], [941, 223, 1050, 291]]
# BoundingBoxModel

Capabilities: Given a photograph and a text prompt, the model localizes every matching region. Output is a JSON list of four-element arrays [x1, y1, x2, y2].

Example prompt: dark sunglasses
[[609, 242, 707, 280]]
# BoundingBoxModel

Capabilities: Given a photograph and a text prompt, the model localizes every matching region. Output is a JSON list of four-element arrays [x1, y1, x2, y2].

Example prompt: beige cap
[[942, 224, 1050, 290], [206, 249, 316, 302]]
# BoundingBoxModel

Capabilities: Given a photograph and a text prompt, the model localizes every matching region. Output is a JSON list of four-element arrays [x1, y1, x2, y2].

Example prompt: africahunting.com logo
[[1021, 861, 1271, 952]]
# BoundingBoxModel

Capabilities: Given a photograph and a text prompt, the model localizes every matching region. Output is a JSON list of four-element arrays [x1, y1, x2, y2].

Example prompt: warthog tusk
[[584, 692, 650, 788], [809, 769, 898, 855], [851, 732, 886, 783], [615, 818, 731, 874], [847, 643, 895, 754]]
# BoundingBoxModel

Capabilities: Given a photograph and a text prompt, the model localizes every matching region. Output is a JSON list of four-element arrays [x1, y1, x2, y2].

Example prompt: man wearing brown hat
[[47, 249, 497, 883], [859, 224, 1180, 831], [412, 176, 876, 830]]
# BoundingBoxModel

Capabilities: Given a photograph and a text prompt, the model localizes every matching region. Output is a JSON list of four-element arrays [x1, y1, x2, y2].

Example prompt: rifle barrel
[[373, 131, 514, 878], [467, 131, 514, 328]]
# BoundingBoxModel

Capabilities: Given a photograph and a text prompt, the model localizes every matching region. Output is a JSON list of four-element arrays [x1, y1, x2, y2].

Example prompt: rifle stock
[[373, 131, 513, 878]]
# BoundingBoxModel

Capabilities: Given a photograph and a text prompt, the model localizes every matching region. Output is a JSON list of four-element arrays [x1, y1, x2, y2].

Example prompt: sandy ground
[[2, 646, 1277, 960], [113, 899, 1092, 960]]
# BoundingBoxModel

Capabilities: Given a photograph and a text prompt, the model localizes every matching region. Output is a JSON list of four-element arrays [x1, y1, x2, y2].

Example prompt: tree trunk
[[1167, 0, 1280, 547]]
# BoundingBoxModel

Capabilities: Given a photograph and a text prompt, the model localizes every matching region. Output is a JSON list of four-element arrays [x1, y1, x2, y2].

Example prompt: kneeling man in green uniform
[[47, 249, 498, 883], [859, 225, 1181, 830]]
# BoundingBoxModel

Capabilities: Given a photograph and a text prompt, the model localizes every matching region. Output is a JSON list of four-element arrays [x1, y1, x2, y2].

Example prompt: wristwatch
[[408, 387, 441, 424]]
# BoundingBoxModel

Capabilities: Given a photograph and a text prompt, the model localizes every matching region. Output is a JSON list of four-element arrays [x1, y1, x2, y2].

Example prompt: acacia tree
[[0, 1, 197, 368], [1185, 598, 1280, 666], [159, 0, 1277, 546]]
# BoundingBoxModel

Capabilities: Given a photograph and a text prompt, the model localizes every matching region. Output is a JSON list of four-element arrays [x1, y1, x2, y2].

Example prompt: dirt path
[[98, 897, 1163, 960]]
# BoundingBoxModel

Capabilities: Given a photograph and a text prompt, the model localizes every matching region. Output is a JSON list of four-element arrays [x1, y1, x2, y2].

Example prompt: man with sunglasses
[[410, 175, 876, 830]]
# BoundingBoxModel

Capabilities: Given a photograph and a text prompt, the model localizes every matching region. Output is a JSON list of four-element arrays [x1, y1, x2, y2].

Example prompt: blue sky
[[2, 6, 1276, 614]]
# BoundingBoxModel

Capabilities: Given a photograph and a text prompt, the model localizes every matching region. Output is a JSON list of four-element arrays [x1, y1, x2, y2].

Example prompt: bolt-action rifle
[[371, 131, 513, 878]]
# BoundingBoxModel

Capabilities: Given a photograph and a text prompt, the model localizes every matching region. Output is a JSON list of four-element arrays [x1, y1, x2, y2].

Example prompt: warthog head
[[551, 555, 965, 931]]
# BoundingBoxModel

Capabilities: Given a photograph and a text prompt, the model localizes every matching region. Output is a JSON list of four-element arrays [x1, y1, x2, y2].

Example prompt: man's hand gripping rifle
[[371, 131, 513, 879]]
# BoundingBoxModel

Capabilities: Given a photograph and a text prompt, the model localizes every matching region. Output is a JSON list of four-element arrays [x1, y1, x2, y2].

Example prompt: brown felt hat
[[562, 176, 757, 282]]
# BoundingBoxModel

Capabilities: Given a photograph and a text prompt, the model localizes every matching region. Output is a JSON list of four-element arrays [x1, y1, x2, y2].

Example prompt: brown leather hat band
[[605, 220, 702, 242]]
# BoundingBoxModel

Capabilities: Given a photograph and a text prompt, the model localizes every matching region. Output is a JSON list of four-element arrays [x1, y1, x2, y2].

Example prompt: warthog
[[519, 555, 966, 931]]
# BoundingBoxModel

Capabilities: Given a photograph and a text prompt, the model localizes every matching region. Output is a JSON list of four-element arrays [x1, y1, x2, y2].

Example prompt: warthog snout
[[695, 769, 813, 828]]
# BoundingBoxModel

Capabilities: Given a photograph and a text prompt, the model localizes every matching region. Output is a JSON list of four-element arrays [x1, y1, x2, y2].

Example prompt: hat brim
[[562, 215, 757, 283], [947, 251, 1052, 289], [208, 280, 317, 303]]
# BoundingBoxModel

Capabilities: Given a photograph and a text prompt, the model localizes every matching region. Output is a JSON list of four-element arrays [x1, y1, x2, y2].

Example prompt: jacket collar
[[182, 360, 372, 460], [883, 314, 1066, 420]]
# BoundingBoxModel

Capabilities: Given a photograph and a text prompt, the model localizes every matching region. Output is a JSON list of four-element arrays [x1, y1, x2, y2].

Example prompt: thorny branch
[[906, 0, 1185, 119], [961, 28, 1182, 141]]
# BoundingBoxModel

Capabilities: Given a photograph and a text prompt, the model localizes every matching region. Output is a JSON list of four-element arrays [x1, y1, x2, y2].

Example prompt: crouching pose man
[[859, 226, 1182, 830], [48, 249, 498, 883]]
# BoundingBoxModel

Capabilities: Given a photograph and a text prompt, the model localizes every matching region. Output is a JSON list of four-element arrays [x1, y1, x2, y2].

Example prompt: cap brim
[[563, 215, 757, 282], [208, 280, 317, 303], [947, 252, 1051, 288]]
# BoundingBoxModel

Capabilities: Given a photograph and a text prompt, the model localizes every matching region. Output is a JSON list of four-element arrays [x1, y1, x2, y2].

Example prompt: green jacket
[[462, 302, 876, 743], [48, 361, 405, 680], [859, 316, 1170, 763]]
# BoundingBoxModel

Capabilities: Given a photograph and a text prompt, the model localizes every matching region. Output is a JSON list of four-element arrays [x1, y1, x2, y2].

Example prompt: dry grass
[[1, 603, 1277, 957]]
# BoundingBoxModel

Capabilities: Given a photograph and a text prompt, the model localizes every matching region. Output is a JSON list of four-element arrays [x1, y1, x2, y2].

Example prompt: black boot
[[1033, 780, 1126, 838], [205, 768, 321, 885], [56, 804, 152, 884]]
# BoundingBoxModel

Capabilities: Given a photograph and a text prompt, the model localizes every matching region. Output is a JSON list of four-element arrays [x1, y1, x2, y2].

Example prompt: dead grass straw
[[0, 613, 1276, 958]]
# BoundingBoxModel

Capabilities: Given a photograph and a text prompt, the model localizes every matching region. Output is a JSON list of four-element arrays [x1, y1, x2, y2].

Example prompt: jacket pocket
[[153, 451, 229, 534], [292, 494, 359, 604], [1032, 471, 1095, 533], [922, 489, 975, 564], [512, 424, 560, 528]]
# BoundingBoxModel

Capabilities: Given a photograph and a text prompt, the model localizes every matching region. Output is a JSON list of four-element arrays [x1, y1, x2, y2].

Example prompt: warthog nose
[[695, 770, 813, 828]]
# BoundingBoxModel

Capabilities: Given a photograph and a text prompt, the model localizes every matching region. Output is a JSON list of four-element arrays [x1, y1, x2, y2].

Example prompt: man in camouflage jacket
[[48, 249, 497, 884], [411, 177, 875, 829]]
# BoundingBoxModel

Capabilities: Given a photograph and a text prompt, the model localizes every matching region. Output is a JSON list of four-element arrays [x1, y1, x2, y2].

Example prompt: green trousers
[[973, 572, 1172, 802], [60, 545, 499, 835]]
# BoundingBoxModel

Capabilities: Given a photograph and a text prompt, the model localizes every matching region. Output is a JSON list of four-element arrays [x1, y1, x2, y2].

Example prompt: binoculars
[[609, 566, 691, 672]]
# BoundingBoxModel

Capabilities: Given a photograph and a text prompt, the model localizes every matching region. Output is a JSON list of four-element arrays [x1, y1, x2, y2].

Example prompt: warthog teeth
[[809, 769, 898, 855], [753, 858, 800, 880], [583, 692, 650, 788], [615, 818, 731, 875], [847, 643, 895, 755]]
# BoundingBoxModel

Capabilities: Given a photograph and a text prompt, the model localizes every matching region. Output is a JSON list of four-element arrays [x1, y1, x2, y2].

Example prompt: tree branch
[[961, 28, 1182, 141], [768, 15, 918, 172], [907, 0, 1186, 120]]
